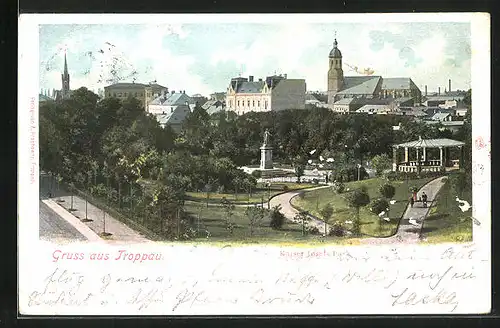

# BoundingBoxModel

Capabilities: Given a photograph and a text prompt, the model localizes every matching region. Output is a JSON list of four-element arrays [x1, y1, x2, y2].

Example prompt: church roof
[[381, 77, 413, 90], [395, 138, 465, 148], [337, 76, 382, 95]]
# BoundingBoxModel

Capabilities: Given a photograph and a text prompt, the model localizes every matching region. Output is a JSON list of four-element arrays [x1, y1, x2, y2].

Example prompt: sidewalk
[[360, 176, 447, 245], [269, 185, 331, 234], [46, 191, 151, 245]]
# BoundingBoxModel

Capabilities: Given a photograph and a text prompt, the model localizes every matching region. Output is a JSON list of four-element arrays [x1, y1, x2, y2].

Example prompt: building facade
[[103, 82, 168, 110], [225, 75, 306, 115]]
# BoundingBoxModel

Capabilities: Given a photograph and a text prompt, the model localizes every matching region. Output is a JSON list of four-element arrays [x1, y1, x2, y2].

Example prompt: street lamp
[[357, 163, 362, 181], [266, 181, 271, 209]]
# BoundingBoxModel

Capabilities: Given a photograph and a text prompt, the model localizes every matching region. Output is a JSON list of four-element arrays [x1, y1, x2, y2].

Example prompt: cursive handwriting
[[22, 245, 482, 314]]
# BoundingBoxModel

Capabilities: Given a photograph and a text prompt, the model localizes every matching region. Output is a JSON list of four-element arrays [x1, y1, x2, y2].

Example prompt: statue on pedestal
[[260, 129, 273, 169], [263, 129, 271, 145]]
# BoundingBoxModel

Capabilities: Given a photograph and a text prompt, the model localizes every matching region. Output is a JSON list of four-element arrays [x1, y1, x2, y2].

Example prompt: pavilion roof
[[394, 137, 465, 148]]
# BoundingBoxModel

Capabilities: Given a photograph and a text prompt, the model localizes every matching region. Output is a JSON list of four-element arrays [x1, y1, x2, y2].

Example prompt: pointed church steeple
[[63, 52, 68, 76], [61, 50, 70, 99]]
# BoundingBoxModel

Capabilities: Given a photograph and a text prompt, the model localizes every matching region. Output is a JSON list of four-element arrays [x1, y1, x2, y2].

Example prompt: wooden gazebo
[[392, 137, 466, 173]]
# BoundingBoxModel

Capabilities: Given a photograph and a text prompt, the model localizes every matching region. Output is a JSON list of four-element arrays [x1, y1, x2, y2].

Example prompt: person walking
[[421, 192, 428, 208], [409, 196, 415, 208]]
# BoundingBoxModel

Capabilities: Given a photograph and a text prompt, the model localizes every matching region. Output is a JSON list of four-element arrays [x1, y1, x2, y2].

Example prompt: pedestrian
[[409, 196, 414, 208], [421, 192, 428, 208]]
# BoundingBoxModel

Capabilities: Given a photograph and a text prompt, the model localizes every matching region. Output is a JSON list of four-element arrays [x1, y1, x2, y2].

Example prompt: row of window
[[229, 99, 268, 109], [107, 92, 146, 98]]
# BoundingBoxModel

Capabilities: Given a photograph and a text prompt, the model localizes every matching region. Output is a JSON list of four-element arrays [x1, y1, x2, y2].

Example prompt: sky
[[39, 20, 471, 97]]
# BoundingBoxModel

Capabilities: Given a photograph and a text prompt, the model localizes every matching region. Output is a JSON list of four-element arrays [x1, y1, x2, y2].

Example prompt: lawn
[[182, 200, 362, 245], [290, 177, 434, 237], [186, 182, 318, 204], [421, 177, 473, 243]]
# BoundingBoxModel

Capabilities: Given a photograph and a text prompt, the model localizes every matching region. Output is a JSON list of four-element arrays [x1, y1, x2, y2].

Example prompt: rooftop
[[431, 112, 452, 121], [338, 76, 381, 95], [381, 77, 414, 90], [395, 137, 465, 148], [105, 82, 147, 88]]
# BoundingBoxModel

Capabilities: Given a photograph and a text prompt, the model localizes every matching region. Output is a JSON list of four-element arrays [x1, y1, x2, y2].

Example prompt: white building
[[148, 90, 196, 115], [225, 75, 306, 115]]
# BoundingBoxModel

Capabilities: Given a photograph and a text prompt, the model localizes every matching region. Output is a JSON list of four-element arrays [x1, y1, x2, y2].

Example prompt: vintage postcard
[[18, 13, 491, 315]]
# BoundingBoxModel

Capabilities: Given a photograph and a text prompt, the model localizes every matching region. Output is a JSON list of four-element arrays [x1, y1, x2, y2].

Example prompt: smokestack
[[249, 75, 254, 82], [449, 79, 451, 93], [425, 85, 427, 96], [438, 87, 440, 95]]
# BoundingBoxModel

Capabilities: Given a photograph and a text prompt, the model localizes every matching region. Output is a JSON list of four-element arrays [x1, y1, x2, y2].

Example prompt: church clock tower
[[327, 38, 344, 104]]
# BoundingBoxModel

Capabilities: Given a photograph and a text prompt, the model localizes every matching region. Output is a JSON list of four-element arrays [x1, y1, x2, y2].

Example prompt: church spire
[[61, 50, 70, 98], [63, 51, 68, 76]]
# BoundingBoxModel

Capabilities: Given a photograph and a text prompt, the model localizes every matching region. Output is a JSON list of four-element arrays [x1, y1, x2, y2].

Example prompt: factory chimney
[[438, 87, 440, 95], [449, 79, 451, 93], [425, 85, 427, 96]]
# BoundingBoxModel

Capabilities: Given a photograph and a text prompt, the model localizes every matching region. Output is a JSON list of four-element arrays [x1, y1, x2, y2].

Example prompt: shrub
[[251, 170, 262, 179], [379, 183, 396, 199], [217, 185, 225, 194], [329, 221, 345, 237], [331, 166, 369, 183], [269, 206, 286, 230], [90, 183, 108, 198], [384, 171, 398, 181], [332, 181, 345, 194], [370, 198, 389, 216], [312, 178, 319, 184], [306, 225, 320, 235], [282, 185, 289, 191]]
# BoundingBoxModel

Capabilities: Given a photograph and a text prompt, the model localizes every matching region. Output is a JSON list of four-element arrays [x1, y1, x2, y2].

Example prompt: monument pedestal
[[260, 145, 273, 170]]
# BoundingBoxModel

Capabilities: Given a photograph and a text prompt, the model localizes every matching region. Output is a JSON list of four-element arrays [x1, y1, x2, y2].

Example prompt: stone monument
[[260, 129, 274, 170]]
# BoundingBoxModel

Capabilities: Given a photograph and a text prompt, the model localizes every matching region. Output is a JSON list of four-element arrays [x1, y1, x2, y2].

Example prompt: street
[[39, 200, 87, 241]]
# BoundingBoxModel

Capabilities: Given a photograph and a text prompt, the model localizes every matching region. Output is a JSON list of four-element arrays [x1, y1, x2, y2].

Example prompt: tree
[[294, 164, 305, 183], [371, 154, 392, 177], [269, 205, 286, 230], [370, 198, 389, 216], [245, 206, 264, 237], [294, 211, 311, 237], [379, 183, 396, 199], [318, 203, 334, 236], [346, 188, 370, 236], [449, 172, 468, 198], [221, 197, 235, 235]]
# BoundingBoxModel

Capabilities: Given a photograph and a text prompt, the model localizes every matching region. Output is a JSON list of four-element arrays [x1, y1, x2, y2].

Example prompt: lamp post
[[266, 181, 271, 209], [357, 163, 362, 181]]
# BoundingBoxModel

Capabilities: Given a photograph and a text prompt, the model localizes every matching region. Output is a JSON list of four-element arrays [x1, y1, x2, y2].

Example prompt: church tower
[[61, 52, 70, 99], [327, 38, 344, 104]]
